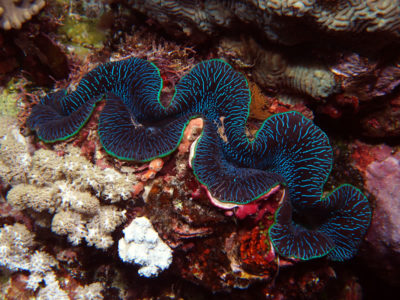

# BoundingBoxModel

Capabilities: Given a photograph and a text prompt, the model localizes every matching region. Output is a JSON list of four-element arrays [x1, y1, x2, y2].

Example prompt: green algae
[[58, 15, 107, 56], [0, 80, 22, 117]]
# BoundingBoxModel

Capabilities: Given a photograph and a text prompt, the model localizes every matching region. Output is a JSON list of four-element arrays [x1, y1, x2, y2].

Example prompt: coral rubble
[[0, 0, 45, 30]]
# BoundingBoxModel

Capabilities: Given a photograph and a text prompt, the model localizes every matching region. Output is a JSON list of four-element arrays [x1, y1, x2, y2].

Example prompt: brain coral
[[0, 0, 45, 30], [126, 0, 400, 44], [28, 57, 371, 261], [219, 37, 340, 100]]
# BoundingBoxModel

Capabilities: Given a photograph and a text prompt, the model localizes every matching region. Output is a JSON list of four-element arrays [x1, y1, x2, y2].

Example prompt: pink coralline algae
[[352, 142, 400, 285]]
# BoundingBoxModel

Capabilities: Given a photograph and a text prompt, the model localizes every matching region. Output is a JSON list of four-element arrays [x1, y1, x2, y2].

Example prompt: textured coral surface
[[0, 1, 399, 298], [127, 0, 400, 43], [351, 142, 400, 286], [0, 0, 45, 30]]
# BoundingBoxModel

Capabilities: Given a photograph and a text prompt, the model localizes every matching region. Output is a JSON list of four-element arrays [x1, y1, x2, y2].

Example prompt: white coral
[[118, 217, 173, 277], [0, 223, 34, 271], [0, 116, 32, 185], [4, 124, 135, 250], [52, 210, 87, 245], [0, 223, 61, 294], [75, 282, 104, 300], [37, 273, 69, 300]]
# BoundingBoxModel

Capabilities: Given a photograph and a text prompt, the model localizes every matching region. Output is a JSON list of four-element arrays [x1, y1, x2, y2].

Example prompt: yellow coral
[[0, 88, 18, 117]]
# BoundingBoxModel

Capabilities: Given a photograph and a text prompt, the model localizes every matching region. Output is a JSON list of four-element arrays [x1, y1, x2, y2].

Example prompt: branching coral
[[0, 223, 64, 294], [0, 0, 45, 30], [27, 57, 371, 261], [3, 118, 134, 249], [0, 222, 105, 297], [6, 147, 130, 249]]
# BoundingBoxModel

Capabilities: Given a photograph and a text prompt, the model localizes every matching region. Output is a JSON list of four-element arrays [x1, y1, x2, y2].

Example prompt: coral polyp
[[28, 57, 371, 261]]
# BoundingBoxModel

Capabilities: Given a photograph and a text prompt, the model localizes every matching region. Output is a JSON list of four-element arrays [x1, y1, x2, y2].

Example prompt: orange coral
[[239, 224, 276, 275], [248, 82, 274, 120], [149, 158, 164, 172], [178, 118, 204, 154]]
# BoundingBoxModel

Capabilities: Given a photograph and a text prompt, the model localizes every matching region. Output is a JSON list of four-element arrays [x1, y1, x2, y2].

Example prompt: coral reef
[[0, 116, 32, 186], [5, 145, 130, 249], [126, 0, 400, 45], [2, 2, 398, 295], [0, 29, 70, 86], [118, 216, 173, 277], [331, 52, 400, 101], [0, 0, 45, 30], [27, 57, 371, 262], [0, 223, 66, 296], [126, 1, 400, 124], [360, 93, 400, 138], [140, 171, 280, 291], [2, 115, 133, 250], [219, 37, 340, 102]]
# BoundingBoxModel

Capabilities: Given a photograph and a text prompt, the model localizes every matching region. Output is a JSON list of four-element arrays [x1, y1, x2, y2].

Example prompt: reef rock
[[364, 147, 400, 285], [351, 142, 400, 286], [360, 94, 400, 138]]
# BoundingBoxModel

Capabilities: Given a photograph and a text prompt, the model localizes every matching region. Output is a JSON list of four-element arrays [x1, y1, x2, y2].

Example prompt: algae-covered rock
[[0, 81, 21, 117]]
